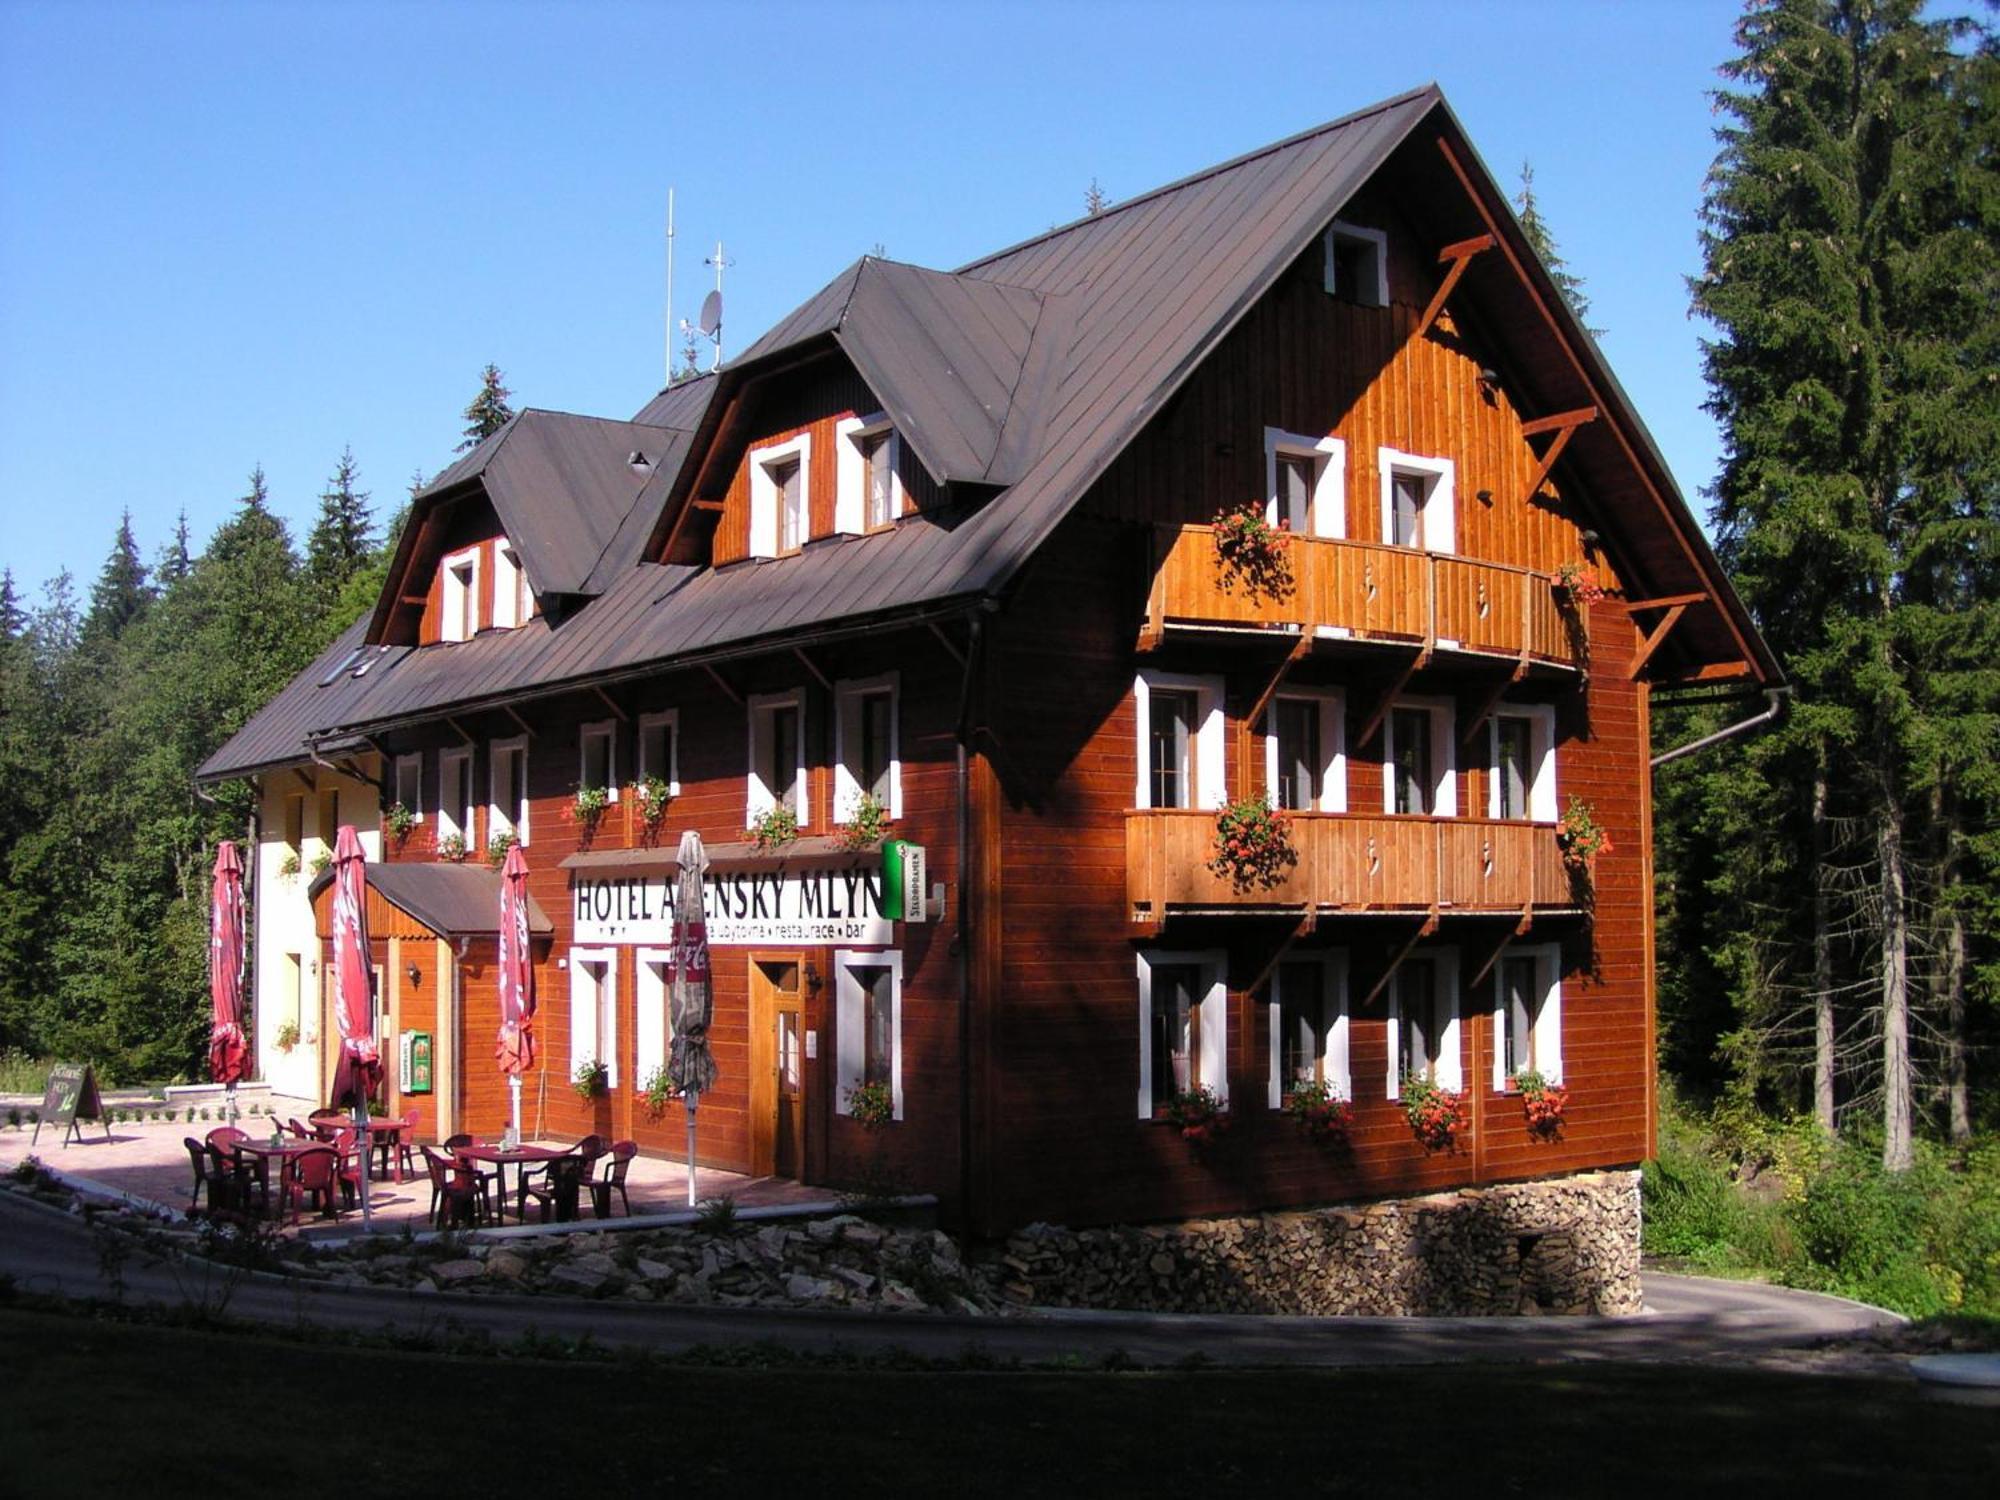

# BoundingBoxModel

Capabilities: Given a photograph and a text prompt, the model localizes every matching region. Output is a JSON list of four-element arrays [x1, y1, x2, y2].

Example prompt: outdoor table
[[230, 1137, 324, 1221], [454, 1144, 566, 1223], [313, 1115, 413, 1183]]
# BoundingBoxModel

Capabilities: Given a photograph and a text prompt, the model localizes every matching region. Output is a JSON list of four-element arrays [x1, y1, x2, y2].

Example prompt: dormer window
[[1324, 221, 1388, 308], [836, 413, 903, 534], [749, 434, 812, 559], [440, 547, 480, 642], [492, 539, 532, 629]]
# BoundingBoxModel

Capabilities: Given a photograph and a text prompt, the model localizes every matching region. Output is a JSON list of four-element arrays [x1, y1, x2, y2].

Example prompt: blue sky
[[0, 0, 1747, 602]]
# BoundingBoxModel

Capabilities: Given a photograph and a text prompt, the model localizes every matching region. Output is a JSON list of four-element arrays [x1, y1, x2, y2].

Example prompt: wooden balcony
[[1141, 524, 1581, 671], [1126, 809, 1578, 920]]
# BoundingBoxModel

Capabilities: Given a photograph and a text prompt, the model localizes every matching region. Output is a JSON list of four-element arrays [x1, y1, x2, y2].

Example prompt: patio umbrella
[[496, 842, 536, 1145], [666, 829, 717, 1207], [328, 824, 379, 1228], [207, 840, 248, 1125]]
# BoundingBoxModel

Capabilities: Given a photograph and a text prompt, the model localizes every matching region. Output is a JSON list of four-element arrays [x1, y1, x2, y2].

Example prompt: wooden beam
[[1658, 660, 1756, 686], [1468, 912, 1535, 990], [399, 594, 428, 606], [702, 663, 743, 705], [1363, 913, 1441, 1009], [1626, 603, 1690, 680], [444, 716, 477, 747], [291, 767, 317, 792], [593, 686, 630, 722], [1622, 592, 1708, 613], [1437, 233, 1495, 262], [1521, 425, 1580, 507], [1518, 406, 1599, 438], [692, 499, 725, 512], [503, 706, 534, 740], [1246, 630, 1315, 736], [793, 647, 832, 692], [928, 622, 967, 669], [1417, 253, 1478, 341], [1247, 911, 1317, 998], [1354, 647, 1431, 749], [1459, 662, 1527, 749]]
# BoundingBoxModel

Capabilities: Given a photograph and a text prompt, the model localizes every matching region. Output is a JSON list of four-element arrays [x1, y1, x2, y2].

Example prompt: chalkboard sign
[[32, 1062, 107, 1148]]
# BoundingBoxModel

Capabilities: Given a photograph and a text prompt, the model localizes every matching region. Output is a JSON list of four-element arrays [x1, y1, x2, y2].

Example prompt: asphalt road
[[0, 1192, 1900, 1368]]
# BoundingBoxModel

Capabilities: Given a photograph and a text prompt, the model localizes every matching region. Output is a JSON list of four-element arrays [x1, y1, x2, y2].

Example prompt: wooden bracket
[[593, 686, 630, 722], [1519, 410, 1598, 509], [1416, 234, 1494, 340], [692, 499, 725, 513], [291, 767, 317, 792], [1355, 647, 1432, 749], [1363, 912, 1442, 1009], [502, 706, 535, 740], [1622, 592, 1708, 613], [928, 622, 967, 669], [1468, 911, 1534, 990], [1459, 661, 1528, 750], [793, 647, 832, 692], [1247, 630, 1315, 733], [337, 758, 388, 798], [1247, 911, 1317, 998], [702, 663, 743, 705], [1626, 603, 1689, 680], [445, 716, 477, 747]]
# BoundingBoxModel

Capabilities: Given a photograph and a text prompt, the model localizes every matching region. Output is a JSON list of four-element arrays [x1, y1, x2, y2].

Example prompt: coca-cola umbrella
[[496, 842, 537, 1144], [666, 829, 717, 1208], [208, 840, 248, 1125], [329, 824, 380, 1227]]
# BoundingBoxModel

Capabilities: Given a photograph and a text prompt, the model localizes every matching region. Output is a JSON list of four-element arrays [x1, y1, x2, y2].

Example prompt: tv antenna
[[663, 188, 675, 386], [701, 240, 732, 371]]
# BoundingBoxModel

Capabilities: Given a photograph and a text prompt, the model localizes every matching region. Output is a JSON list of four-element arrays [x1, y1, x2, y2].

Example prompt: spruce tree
[[457, 364, 516, 451], [83, 510, 150, 642], [157, 510, 192, 586], [1690, 0, 1998, 1168], [1514, 162, 1601, 336], [0, 568, 21, 638], [306, 446, 375, 601]]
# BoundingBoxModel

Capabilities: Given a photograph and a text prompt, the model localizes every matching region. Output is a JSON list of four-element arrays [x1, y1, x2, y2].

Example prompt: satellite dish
[[698, 290, 722, 337]]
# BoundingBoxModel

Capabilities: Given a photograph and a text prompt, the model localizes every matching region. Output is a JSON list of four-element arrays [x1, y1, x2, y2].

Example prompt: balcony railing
[[1142, 524, 1581, 670], [1126, 809, 1577, 919]]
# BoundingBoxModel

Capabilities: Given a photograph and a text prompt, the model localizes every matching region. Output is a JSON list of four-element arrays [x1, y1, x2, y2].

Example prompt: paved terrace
[[0, 1098, 827, 1240]]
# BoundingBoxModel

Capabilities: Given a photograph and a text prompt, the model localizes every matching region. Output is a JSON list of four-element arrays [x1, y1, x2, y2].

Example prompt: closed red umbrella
[[208, 840, 248, 1122], [328, 824, 379, 1226], [496, 842, 536, 1143]]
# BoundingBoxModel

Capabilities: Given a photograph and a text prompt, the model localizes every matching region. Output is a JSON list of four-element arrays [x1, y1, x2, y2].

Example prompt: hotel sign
[[570, 861, 893, 947]]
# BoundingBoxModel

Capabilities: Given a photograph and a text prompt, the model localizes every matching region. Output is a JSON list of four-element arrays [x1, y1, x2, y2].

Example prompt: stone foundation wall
[[998, 1171, 1642, 1316]]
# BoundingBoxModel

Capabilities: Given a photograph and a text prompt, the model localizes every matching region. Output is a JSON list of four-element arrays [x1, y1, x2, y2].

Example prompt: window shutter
[[570, 959, 599, 1076], [1200, 972, 1228, 1107]]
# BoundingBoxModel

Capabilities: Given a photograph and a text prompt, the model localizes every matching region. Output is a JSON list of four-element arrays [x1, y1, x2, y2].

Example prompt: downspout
[[1650, 687, 1789, 769], [952, 611, 986, 1239]]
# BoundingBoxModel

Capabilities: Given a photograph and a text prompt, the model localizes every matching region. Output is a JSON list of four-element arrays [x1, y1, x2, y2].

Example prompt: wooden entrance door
[[749, 957, 804, 1178]]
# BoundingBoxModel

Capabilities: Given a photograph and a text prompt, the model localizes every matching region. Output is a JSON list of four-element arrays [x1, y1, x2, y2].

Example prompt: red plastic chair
[[326, 1127, 365, 1210], [591, 1141, 639, 1219], [524, 1154, 591, 1224], [421, 1146, 482, 1229], [184, 1137, 231, 1214], [284, 1146, 342, 1221]]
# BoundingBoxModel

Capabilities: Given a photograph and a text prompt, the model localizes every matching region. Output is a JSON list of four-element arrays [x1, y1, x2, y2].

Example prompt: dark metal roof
[[306, 861, 554, 937], [194, 618, 384, 781]]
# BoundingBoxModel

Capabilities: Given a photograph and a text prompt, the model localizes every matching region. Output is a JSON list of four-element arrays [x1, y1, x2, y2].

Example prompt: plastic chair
[[421, 1146, 482, 1229], [284, 1118, 313, 1139], [206, 1125, 248, 1153], [524, 1154, 591, 1223], [184, 1137, 229, 1214], [211, 1142, 260, 1218], [445, 1133, 503, 1216], [326, 1127, 366, 1210], [591, 1141, 639, 1219], [285, 1146, 342, 1221]]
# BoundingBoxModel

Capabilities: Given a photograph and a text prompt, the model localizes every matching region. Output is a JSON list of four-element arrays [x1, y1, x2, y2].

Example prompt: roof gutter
[[1650, 686, 1789, 770]]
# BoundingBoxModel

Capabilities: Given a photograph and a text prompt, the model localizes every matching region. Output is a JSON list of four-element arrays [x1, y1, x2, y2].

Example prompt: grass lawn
[[2, 1305, 1994, 1496]]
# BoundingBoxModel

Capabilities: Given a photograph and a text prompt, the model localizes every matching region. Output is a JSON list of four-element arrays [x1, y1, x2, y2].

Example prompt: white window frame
[[1386, 948, 1462, 1098], [1263, 687, 1347, 814], [492, 538, 529, 629], [578, 719, 619, 803], [1136, 948, 1229, 1118], [833, 673, 901, 821], [746, 689, 808, 823], [569, 946, 619, 1092], [393, 753, 424, 820], [1487, 703, 1558, 822], [637, 709, 680, 796], [488, 734, 530, 846], [1267, 950, 1350, 1108], [1132, 670, 1226, 811], [1381, 694, 1458, 817], [1263, 427, 1346, 538], [635, 947, 674, 1094], [833, 948, 903, 1121], [748, 433, 812, 559], [440, 546, 480, 642], [437, 747, 472, 845], [835, 412, 903, 535], [1323, 220, 1389, 308], [1378, 447, 1456, 554], [1492, 943, 1564, 1092]]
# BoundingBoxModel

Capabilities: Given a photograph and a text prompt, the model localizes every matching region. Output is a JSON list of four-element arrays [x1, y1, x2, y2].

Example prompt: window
[[835, 949, 902, 1120], [1387, 951, 1461, 1097], [834, 674, 900, 820], [747, 691, 806, 823], [579, 720, 618, 803], [1267, 951, 1351, 1107], [748, 433, 812, 558], [393, 754, 423, 819], [1133, 671, 1225, 810], [569, 947, 618, 1090], [317, 789, 340, 850], [437, 747, 473, 847], [1378, 448, 1455, 553], [1263, 428, 1346, 537], [440, 546, 480, 641], [1136, 949, 1228, 1117], [282, 793, 305, 857], [1264, 689, 1346, 813], [637, 711, 679, 796], [1323, 220, 1388, 308], [635, 950, 674, 1094], [489, 736, 529, 846], [493, 539, 532, 629], [1382, 697, 1457, 818], [836, 414, 903, 534], [1494, 946, 1563, 1090], [1487, 704, 1557, 822], [281, 952, 303, 1035]]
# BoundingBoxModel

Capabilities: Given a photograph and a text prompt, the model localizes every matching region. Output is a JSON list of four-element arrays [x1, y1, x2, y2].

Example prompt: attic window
[[493, 539, 532, 630], [835, 413, 903, 534], [440, 547, 480, 642], [1324, 221, 1388, 308], [747, 433, 812, 559]]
